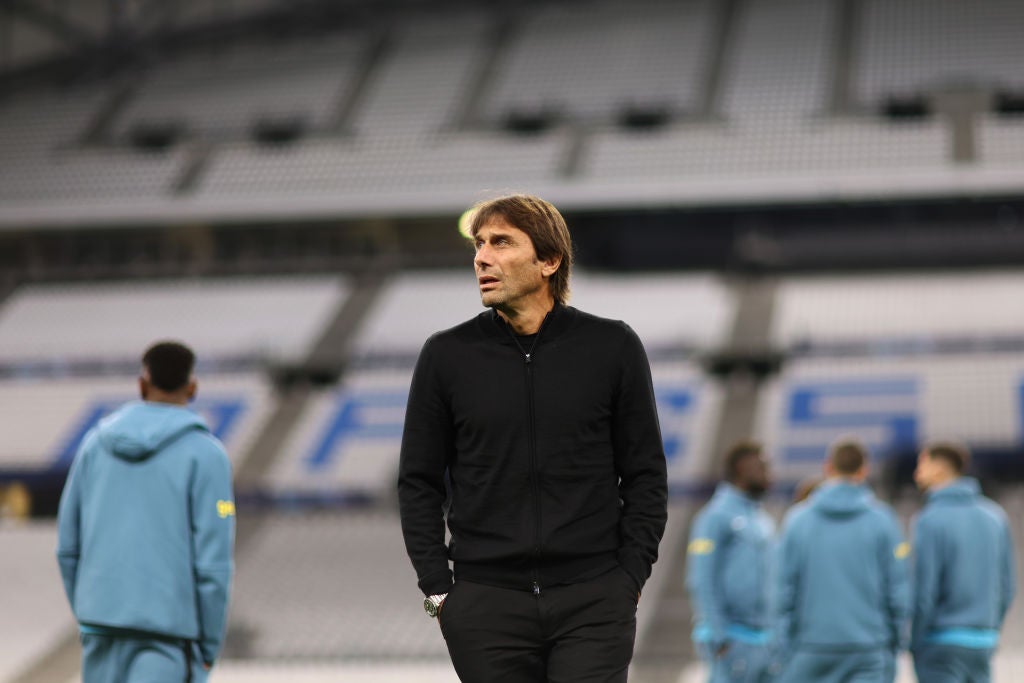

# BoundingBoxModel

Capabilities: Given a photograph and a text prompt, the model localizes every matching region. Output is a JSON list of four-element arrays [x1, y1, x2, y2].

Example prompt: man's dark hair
[[468, 194, 574, 306], [724, 440, 763, 481], [142, 341, 195, 392], [926, 441, 970, 474], [829, 439, 867, 475]]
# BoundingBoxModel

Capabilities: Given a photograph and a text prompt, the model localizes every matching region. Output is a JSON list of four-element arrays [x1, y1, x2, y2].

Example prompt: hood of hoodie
[[928, 477, 981, 504], [810, 480, 873, 518], [96, 400, 208, 461]]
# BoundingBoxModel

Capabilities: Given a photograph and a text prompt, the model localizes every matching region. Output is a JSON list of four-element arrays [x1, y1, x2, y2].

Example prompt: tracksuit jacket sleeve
[[911, 516, 938, 649], [56, 440, 88, 609], [190, 443, 235, 666], [882, 515, 911, 650], [398, 338, 455, 596], [612, 327, 668, 592], [774, 520, 800, 653], [686, 511, 729, 647], [1000, 521, 1016, 624]]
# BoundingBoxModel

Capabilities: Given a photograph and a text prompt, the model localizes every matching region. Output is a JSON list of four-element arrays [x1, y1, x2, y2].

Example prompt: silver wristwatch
[[423, 593, 448, 618]]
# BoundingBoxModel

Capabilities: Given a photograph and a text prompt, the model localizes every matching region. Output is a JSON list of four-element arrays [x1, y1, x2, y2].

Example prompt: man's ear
[[139, 376, 149, 400], [186, 379, 198, 403], [540, 255, 562, 278]]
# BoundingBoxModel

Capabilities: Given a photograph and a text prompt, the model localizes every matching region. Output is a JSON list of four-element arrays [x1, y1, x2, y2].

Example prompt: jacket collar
[[480, 301, 572, 344]]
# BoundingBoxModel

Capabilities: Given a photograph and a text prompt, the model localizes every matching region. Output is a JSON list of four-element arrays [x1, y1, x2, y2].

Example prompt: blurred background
[[2, 0, 1024, 681]]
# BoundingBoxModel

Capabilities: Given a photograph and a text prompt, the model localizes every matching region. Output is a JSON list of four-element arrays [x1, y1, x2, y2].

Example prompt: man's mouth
[[478, 276, 499, 288]]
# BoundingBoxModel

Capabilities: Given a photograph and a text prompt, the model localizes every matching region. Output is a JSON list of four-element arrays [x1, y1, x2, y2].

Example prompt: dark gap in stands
[[503, 107, 560, 135], [251, 116, 308, 146], [994, 90, 1024, 117], [129, 120, 186, 151], [880, 94, 931, 121], [617, 103, 672, 131]]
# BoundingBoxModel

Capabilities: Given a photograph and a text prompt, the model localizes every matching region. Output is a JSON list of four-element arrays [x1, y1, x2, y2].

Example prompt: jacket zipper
[[505, 312, 552, 596]]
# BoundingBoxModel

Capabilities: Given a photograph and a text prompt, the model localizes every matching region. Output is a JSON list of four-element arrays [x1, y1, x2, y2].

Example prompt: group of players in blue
[[687, 438, 1016, 683]]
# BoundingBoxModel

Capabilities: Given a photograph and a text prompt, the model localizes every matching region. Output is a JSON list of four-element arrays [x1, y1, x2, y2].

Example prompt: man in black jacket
[[398, 194, 668, 682]]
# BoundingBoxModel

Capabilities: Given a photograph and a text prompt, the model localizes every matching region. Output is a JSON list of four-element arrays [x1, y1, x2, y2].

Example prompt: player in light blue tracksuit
[[57, 342, 235, 683], [911, 442, 1015, 683], [775, 439, 910, 683], [687, 441, 776, 683]]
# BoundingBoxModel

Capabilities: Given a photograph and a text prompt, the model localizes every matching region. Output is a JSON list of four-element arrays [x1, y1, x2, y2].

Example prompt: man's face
[[914, 450, 939, 491], [738, 452, 772, 498], [473, 218, 551, 310]]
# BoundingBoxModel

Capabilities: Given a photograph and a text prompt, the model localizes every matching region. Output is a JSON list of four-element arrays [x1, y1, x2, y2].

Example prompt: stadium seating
[[0, 522, 76, 683], [225, 510, 446, 659], [856, 0, 1024, 104], [771, 270, 1024, 348], [0, 276, 349, 367]]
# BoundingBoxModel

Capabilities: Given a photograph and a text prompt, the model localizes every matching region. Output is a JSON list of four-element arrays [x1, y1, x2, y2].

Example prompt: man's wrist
[[423, 593, 448, 618]]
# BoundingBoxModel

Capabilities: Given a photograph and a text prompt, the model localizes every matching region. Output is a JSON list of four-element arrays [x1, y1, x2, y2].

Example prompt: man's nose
[[474, 245, 492, 267]]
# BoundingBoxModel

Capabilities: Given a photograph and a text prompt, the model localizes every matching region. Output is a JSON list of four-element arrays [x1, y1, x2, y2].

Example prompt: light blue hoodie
[[776, 481, 910, 652], [687, 483, 776, 648], [57, 401, 235, 665], [912, 477, 1016, 651]]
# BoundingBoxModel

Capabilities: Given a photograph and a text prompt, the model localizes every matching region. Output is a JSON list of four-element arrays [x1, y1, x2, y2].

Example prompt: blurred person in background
[[57, 341, 235, 683], [0, 480, 32, 520], [775, 438, 910, 683], [687, 440, 777, 682], [398, 194, 668, 683], [911, 441, 1015, 683]]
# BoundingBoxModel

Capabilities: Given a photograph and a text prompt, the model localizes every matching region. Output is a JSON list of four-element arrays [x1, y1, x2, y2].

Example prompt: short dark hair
[[724, 439, 763, 481], [142, 341, 195, 392], [468, 194, 574, 306], [926, 441, 970, 474], [829, 439, 867, 475]]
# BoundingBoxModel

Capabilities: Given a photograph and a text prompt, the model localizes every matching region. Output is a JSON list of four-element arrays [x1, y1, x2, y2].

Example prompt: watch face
[[424, 597, 439, 618]]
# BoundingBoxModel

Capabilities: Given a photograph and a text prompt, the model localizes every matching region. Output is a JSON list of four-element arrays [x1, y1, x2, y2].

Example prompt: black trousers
[[439, 567, 638, 683]]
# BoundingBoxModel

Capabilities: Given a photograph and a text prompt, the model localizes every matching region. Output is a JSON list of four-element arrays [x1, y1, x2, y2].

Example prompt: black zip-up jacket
[[399, 303, 668, 596]]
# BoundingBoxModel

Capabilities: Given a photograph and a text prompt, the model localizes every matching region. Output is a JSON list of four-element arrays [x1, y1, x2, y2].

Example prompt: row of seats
[[3, 0, 1024, 209]]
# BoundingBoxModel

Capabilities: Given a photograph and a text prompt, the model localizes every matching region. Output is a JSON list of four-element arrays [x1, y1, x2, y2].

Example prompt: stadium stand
[[0, 276, 349, 368], [755, 354, 1024, 482], [719, 0, 834, 123], [224, 509, 445, 659], [856, 0, 1024, 105], [0, 374, 274, 473], [770, 270, 1024, 349], [0, 522, 76, 683], [113, 34, 368, 141], [482, 0, 713, 124]]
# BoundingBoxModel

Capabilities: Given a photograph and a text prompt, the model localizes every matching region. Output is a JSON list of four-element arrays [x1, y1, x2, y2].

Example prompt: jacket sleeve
[[774, 513, 801, 653], [1000, 516, 1016, 625], [685, 509, 729, 647], [190, 439, 235, 666], [882, 511, 911, 650], [56, 437, 90, 610], [612, 326, 668, 592], [398, 337, 455, 596], [911, 514, 938, 650]]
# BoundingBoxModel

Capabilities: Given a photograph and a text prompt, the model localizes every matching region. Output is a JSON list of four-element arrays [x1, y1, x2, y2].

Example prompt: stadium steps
[[452, 13, 518, 131], [332, 27, 392, 135], [699, 0, 740, 118], [234, 266, 392, 493], [827, 0, 859, 115]]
